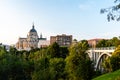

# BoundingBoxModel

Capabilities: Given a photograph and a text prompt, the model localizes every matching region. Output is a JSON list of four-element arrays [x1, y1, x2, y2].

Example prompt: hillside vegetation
[[93, 69, 120, 80]]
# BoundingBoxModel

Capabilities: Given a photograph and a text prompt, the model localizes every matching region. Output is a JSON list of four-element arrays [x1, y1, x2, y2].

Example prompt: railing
[[89, 47, 115, 50]]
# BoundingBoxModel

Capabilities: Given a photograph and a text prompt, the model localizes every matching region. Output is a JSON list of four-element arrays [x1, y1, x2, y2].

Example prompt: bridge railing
[[89, 47, 115, 50]]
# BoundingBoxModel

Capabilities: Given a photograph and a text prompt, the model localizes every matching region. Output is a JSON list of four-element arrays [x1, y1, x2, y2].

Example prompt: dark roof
[[19, 38, 27, 39], [39, 38, 47, 40], [30, 28, 37, 32], [29, 24, 37, 32]]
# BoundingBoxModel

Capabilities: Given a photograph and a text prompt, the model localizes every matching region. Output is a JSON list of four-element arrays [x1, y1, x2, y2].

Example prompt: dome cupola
[[29, 23, 37, 32], [27, 23, 38, 39]]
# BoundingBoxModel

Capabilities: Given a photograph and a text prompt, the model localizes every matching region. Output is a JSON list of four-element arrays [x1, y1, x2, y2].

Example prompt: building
[[38, 34, 50, 48], [16, 24, 48, 51], [50, 34, 72, 47], [87, 38, 103, 48], [38, 40, 50, 48]]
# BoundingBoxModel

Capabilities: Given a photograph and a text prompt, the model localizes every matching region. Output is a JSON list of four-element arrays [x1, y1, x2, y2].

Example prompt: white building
[[38, 40, 50, 48], [16, 24, 49, 51]]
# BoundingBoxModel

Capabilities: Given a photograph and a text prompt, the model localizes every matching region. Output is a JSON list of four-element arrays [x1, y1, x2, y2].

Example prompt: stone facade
[[87, 38, 103, 48], [38, 40, 50, 48], [50, 34, 72, 47], [16, 24, 48, 51], [38, 34, 50, 48]]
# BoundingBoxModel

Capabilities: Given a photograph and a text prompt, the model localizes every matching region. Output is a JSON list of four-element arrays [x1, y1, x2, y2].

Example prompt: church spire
[[40, 33, 42, 38], [32, 22, 34, 29], [29, 22, 37, 32]]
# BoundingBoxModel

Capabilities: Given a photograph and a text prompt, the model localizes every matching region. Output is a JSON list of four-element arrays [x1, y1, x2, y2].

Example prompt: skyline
[[0, 0, 120, 45]]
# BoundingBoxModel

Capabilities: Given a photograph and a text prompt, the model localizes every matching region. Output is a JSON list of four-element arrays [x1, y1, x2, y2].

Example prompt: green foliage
[[32, 53, 66, 80], [81, 40, 90, 49], [0, 46, 7, 56], [103, 45, 120, 72], [32, 56, 50, 80], [0, 41, 100, 80], [110, 45, 120, 71], [96, 37, 120, 47], [49, 58, 66, 80], [102, 58, 112, 72], [111, 37, 120, 47], [0, 46, 35, 80], [28, 48, 47, 61], [73, 39, 77, 42], [66, 41, 93, 80], [59, 47, 69, 58], [115, 76, 120, 80], [47, 42, 60, 58], [96, 39, 108, 47], [0, 53, 32, 80], [29, 48, 40, 53], [9, 46, 18, 55]]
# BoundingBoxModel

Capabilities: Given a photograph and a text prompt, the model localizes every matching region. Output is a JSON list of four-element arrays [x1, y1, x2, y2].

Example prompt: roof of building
[[29, 24, 37, 32], [87, 38, 103, 41], [39, 38, 46, 40], [39, 33, 47, 40], [19, 38, 27, 39]]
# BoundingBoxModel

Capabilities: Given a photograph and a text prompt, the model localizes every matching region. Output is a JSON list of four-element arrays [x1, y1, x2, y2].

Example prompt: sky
[[0, 0, 120, 45]]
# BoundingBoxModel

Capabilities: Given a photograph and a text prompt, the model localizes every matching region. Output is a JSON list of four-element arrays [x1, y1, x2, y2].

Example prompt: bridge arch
[[95, 52, 112, 70], [87, 52, 91, 58]]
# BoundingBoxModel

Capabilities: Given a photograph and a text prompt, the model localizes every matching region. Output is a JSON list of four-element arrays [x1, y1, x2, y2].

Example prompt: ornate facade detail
[[16, 24, 46, 51]]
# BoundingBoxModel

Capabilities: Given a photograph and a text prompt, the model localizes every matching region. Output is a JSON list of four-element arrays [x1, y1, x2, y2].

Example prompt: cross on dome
[[32, 22, 35, 29]]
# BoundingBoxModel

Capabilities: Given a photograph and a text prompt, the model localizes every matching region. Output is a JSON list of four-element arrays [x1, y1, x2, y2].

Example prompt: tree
[[59, 47, 69, 58], [111, 37, 120, 47], [47, 42, 60, 58], [110, 45, 120, 71], [65, 41, 94, 80], [49, 58, 66, 80], [101, 0, 120, 21], [102, 57, 112, 72], [96, 39, 108, 47], [9, 46, 19, 55], [0, 52, 31, 80], [103, 45, 120, 72], [96, 37, 120, 47], [81, 40, 89, 48], [0, 46, 7, 56], [0, 46, 35, 80], [32, 56, 50, 80]]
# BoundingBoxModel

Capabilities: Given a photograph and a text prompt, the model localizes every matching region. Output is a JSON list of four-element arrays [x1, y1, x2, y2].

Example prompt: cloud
[[79, 4, 91, 10], [79, 1, 95, 11]]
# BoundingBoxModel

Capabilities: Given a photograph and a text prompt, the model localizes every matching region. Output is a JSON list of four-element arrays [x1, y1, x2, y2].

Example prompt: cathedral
[[16, 24, 47, 51]]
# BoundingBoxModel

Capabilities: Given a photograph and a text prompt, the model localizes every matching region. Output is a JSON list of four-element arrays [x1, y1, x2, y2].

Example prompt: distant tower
[[27, 23, 39, 49], [32, 22, 35, 29], [40, 33, 42, 38]]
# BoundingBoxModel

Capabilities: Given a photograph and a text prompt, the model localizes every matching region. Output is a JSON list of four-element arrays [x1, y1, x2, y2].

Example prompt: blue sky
[[0, 0, 120, 45]]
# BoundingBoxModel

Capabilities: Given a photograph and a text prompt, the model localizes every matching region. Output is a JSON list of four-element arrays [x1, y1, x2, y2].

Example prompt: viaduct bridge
[[87, 47, 115, 71]]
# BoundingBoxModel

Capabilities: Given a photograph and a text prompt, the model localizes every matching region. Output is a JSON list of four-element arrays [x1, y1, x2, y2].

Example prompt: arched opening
[[95, 53, 111, 72]]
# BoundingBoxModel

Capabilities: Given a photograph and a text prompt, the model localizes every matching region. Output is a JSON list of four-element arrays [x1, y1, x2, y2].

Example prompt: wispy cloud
[[79, 1, 95, 11], [79, 4, 91, 10]]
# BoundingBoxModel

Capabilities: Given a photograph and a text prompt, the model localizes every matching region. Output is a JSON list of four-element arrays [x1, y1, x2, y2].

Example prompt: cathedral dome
[[29, 24, 37, 32], [27, 23, 39, 40]]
